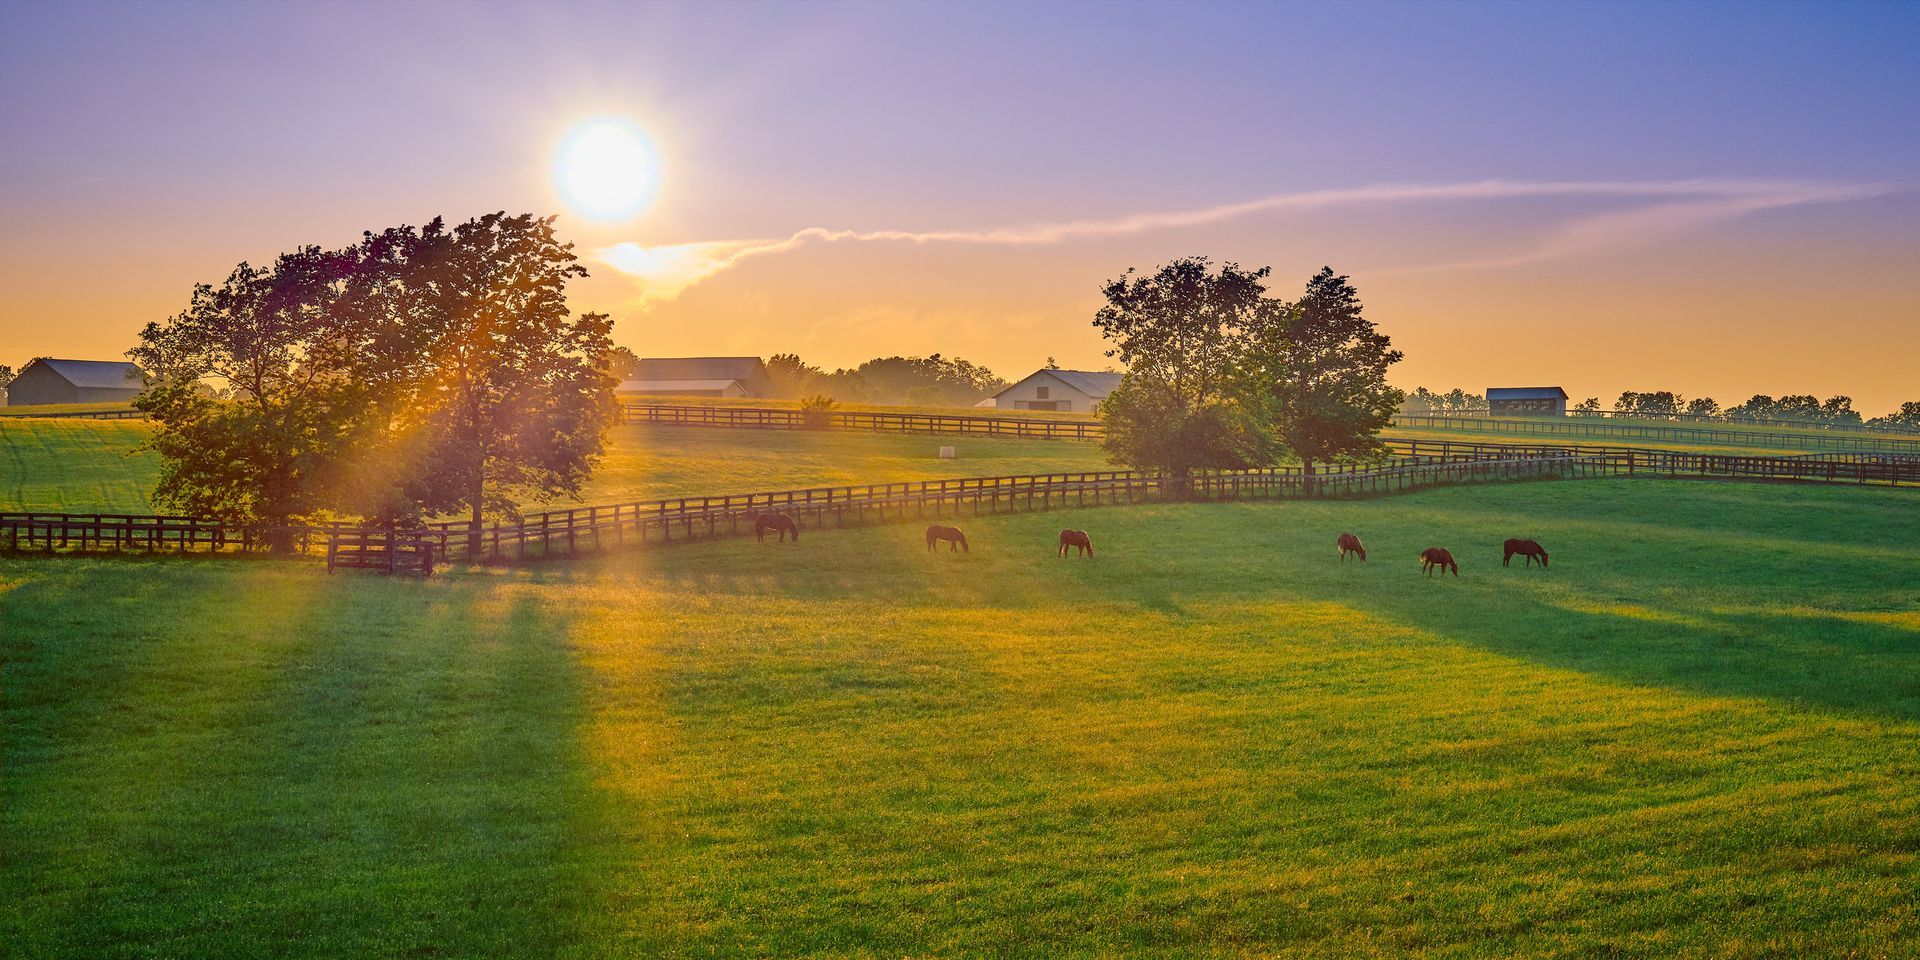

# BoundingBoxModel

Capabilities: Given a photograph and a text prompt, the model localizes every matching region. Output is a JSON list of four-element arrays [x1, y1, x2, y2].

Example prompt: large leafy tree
[[1092, 258, 1275, 481], [128, 247, 364, 547], [1242, 268, 1403, 477], [373, 213, 616, 549]]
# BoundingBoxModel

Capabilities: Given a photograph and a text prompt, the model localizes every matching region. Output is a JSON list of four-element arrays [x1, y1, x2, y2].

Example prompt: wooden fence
[[0, 408, 147, 421], [1387, 413, 1920, 454], [8, 441, 1914, 565], [622, 403, 1920, 455], [621, 403, 1103, 439]]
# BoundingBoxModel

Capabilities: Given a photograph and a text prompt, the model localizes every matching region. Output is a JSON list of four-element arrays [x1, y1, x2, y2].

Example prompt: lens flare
[[555, 118, 659, 221]]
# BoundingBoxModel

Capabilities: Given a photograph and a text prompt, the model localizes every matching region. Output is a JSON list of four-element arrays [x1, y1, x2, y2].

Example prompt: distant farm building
[[990, 369, 1123, 413], [5, 359, 146, 406], [617, 357, 774, 398], [1486, 386, 1568, 417]]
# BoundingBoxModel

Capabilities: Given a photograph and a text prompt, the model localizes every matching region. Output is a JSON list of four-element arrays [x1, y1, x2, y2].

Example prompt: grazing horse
[[1420, 547, 1458, 577], [754, 512, 799, 543], [1503, 538, 1548, 567], [1336, 532, 1367, 562], [1058, 529, 1094, 557], [926, 524, 969, 553]]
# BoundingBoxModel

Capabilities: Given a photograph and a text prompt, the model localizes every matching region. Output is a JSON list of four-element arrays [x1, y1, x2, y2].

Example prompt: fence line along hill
[[621, 404, 1920, 454], [6, 439, 1916, 566]]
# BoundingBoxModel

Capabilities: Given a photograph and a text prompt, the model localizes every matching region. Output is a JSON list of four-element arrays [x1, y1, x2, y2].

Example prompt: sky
[[1, 0, 1916, 411]]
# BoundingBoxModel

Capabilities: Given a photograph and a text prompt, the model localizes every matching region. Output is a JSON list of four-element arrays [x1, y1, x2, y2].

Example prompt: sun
[[554, 118, 659, 221]]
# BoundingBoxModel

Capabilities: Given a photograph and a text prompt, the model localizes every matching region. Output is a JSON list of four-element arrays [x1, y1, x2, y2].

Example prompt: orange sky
[[2, 3, 1916, 412]]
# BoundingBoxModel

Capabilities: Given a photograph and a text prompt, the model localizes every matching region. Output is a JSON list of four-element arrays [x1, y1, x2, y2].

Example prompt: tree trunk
[[1166, 465, 1192, 502], [468, 471, 485, 560], [267, 520, 295, 557], [1302, 458, 1315, 497]]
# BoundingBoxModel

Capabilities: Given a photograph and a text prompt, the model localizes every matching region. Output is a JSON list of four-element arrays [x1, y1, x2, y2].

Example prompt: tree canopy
[[130, 213, 615, 543], [1243, 268, 1403, 474], [1091, 259, 1401, 482]]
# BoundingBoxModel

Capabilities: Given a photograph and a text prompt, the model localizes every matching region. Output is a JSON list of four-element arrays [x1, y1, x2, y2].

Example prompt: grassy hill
[[4, 479, 1916, 957], [0, 419, 161, 513], [0, 418, 1115, 514]]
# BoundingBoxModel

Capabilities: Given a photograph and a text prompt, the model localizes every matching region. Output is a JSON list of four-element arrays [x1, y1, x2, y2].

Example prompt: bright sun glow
[[555, 118, 659, 221]]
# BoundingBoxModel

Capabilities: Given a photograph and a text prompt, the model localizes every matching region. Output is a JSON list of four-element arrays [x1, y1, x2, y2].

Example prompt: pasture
[[5, 479, 1917, 957], [0, 419, 1112, 514]]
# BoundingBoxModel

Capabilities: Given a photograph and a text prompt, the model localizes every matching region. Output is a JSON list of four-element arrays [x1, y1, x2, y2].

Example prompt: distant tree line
[[130, 212, 616, 550], [764, 354, 1009, 406], [1090, 258, 1402, 486], [1607, 391, 1918, 427], [1401, 387, 1486, 414], [594, 349, 1010, 407]]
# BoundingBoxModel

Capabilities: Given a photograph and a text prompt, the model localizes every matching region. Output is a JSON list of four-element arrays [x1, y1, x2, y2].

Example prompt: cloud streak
[[597, 178, 1895, 302]]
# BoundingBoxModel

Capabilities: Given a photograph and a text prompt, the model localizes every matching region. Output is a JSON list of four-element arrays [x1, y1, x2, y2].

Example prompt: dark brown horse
[[926, 524, 969, 553], [1058, 529, 1093, 557], [1420, 547, 1458, 577], [1503, 538, 1548, 567], [754, 512, 799, 543], [1336, 532, 1366, 562]]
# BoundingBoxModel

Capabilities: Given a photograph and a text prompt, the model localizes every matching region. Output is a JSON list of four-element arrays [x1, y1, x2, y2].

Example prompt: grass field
[[0, 420, 1113, 514], [1384, 424, 1822, 457], [5, 478, 1916, 957], [0, 419, 162, 513]]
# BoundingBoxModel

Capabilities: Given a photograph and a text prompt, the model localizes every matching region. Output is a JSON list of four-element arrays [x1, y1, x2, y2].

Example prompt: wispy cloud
[[597, 178, 1895, 302]]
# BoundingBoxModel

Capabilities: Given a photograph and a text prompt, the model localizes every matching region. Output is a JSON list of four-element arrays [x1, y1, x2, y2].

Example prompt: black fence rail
[[1388, 413, 1920, 454], [327, 530, 435, 576], [621, 403, 1103, 440], [0, 408, 147, 421], [1433, 407, 1920, 436]]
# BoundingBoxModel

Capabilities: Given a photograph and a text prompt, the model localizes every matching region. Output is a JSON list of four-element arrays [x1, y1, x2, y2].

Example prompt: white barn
[[989, 369, 1123, 413]]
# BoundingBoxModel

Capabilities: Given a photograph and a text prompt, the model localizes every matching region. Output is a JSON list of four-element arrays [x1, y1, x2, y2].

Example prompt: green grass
[[623, 394, 1097, 421], [577, 424, 1110, 502], [1384, 423, 1819, 456], [1389, 416, 1919, 455], [5, 479, 1917, 957], [0, 420, 1113, 514], [0, 420, 161, 513]]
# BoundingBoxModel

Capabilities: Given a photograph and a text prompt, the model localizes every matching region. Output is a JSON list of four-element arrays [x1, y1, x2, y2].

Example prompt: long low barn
[[5, 358, 146, 406], [1487, 386, 1568, 417]]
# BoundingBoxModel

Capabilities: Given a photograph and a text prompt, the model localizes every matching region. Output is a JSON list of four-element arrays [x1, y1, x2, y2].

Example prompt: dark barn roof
[[1044, 370, 1124, 398], [995, 369, 1124, 400], [1486, 386, 1568, 401], [28, 359, 146, 389]]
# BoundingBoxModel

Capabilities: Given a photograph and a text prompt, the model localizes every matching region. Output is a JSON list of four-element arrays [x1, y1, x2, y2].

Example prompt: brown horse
[[1336, 532, 1366, 562], [1503, 538, 1548, 567], [1420, 547, 1458, 577], [1058, 529, 1093, 557], [926, 524, 969, 553], [754, 512, 799, 543]]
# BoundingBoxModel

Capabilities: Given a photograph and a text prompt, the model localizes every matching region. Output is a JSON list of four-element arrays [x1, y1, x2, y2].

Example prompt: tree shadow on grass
[[1, 565, 620, 959]]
